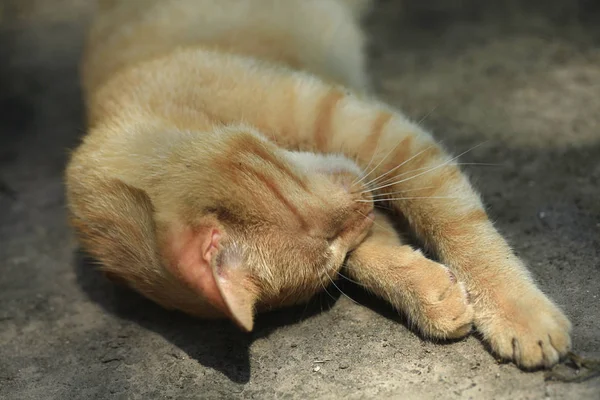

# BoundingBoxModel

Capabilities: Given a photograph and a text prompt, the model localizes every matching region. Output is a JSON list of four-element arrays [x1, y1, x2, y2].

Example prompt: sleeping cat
[[65, 0, 571, 369]]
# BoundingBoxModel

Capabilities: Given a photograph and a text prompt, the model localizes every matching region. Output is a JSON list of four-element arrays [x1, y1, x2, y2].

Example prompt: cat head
[[156, 127, 374, 331]]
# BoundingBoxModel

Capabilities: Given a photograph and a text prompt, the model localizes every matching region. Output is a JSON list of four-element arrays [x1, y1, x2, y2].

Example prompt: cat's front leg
[[345, 211, 474, 340], [340, 109, 572, 369], [284, 89, 572, 368]]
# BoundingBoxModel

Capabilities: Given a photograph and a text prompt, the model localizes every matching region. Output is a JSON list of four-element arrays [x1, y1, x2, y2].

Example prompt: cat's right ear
[[164, 217, 259, 331]]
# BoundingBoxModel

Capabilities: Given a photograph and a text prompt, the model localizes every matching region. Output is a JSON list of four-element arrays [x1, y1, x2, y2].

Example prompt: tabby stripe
[[426, 165, 462, 195], [403, 145, 442, 172], [234, 134, 309, 191], [379, 136, 414, 173], [313, 90, 344, 151], [276, 80, 298, 140], [438, 209, 488, 239], [248, 167, 309, 231], [360, 111, 393, 162]]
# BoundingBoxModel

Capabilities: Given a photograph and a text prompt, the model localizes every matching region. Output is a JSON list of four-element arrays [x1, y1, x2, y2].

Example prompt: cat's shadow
[[74, 250, 343, 383]]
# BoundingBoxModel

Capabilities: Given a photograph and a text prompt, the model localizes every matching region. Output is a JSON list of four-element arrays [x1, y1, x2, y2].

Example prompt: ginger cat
[[65, 0, 571, 369]]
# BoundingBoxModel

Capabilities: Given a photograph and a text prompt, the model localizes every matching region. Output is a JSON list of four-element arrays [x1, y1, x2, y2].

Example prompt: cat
[[65, 0, 571, 369]]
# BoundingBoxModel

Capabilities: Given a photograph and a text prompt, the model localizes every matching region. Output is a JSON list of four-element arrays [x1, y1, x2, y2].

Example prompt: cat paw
[[416, 263, 474, 340], [477, 287, 572, 369]]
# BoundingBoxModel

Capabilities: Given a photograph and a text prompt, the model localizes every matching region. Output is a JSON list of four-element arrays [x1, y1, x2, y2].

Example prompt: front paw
[[415, 262, 475, 340], [477, 287, 572, 369]]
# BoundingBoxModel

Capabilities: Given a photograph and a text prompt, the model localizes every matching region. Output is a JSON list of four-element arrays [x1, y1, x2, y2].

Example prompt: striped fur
[[66, 0, 570, 368]]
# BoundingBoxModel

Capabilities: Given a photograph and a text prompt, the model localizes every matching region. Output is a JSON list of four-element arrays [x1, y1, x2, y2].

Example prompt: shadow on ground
[[74, 251, 347, 384]]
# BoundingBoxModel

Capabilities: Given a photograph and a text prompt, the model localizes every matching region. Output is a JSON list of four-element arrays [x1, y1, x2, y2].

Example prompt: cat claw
[[478, 288, 572, 369]]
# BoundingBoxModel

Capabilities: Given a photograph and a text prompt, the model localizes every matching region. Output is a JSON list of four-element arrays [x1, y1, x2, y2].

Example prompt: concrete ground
[[1, 0, 599, 398]]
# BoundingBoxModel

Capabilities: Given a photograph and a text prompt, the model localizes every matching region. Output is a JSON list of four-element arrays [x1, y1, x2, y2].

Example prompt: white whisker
[[363, 167, 433, 192], [361, 145, 434, 188], [336, 270, 366, 287], [416, 105, 438, 125], [357, 196, 463, 203], [362, 162, 499, 193], [325, 273, 359, 305], [354, 131, 424, 187], [352, 137, 382, 186], [318, 279, 337, 302], [362, 142, 489, 193], [355, 209, 396, 234], [366, 187, 436, 198]]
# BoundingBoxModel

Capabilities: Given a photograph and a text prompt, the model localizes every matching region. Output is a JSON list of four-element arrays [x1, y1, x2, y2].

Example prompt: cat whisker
[[366, 186, 436, 198], [318, 279, 338, 302], [416, 105, 438, 125], [361, 145, 434, 188], [325, 272, 360, 305], [357, 196, 464, 203], [353, 131, 424, 187], [352, 147, 391, 187], [362, 142, 489, 193], [351, 127, 397, 186], [355, 134, 484, 194], [359, 142, 451, 191], [361, 162, 500, 194], [336, 270, 368, 288], [362, 166, 432, 192], [352, 138, 382, 186], [355, 209, 396, 234]]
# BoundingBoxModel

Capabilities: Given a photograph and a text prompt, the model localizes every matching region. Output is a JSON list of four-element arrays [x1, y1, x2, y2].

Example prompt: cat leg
[[343, 117, 571, 369], [345, 211, 474, 339]]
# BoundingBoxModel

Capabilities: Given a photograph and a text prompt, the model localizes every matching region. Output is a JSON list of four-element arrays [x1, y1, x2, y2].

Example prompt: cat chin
[[282, 150, 363, 180]]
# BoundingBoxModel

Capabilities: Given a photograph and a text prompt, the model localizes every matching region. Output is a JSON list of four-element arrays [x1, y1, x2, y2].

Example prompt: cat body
[[66, 0, 571, 369]]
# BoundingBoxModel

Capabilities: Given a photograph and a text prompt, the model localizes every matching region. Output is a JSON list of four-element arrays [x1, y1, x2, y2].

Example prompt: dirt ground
[[1, 1, 599, 399]]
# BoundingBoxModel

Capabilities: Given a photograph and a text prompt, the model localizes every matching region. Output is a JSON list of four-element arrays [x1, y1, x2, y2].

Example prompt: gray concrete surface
[[1, 1, 599, 398]]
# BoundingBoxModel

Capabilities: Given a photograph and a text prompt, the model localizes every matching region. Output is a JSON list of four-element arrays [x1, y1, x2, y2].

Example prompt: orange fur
[[65, 0, 571, 369]]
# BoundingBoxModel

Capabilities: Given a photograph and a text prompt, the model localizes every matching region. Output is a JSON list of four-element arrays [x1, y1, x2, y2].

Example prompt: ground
[[0, 1, 599, 399]]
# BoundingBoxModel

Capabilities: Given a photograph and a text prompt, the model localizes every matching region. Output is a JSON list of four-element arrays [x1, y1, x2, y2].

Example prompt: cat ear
[[165, 217, 258, 331]]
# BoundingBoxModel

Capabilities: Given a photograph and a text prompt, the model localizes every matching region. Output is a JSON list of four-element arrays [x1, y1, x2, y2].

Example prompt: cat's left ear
[[164, 217, 259, 331]]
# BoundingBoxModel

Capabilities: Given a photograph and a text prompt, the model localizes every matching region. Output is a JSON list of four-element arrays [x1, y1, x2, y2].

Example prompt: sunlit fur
[[66, 0, 571, 369]]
